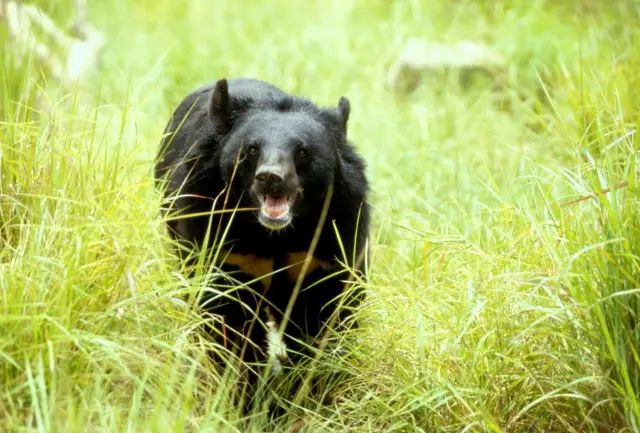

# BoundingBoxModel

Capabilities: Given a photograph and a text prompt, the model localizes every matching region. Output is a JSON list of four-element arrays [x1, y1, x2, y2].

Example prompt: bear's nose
[[255, 168, 284, 186]]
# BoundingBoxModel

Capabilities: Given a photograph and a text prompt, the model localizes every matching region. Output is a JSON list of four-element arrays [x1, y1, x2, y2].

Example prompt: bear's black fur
[[155, 78, 369, 378]]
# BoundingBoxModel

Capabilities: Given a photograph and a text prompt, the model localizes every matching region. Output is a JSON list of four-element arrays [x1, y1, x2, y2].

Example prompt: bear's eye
[[246, 144, 259, 156], [296, 148, 309, 159]]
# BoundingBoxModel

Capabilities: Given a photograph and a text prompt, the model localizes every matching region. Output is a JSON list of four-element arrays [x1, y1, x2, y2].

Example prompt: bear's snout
[[251, 160, 299, 230], [254, 166, 285, 190], [252, 164, 298, 195]]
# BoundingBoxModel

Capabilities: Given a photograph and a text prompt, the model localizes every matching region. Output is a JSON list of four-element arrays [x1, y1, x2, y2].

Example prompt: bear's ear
[[337, 96, 350, 132], [209, 79, 232, 134]]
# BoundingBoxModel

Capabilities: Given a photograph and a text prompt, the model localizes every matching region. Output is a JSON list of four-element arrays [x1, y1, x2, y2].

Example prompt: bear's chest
[[221, 251, 334, 292]]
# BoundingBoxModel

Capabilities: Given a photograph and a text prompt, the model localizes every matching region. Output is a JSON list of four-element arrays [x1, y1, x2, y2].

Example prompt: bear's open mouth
[[257, 194, 294, 230]]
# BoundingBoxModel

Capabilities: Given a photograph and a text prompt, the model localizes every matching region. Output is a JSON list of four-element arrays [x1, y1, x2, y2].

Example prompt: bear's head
[[210, 79, 350, 231]]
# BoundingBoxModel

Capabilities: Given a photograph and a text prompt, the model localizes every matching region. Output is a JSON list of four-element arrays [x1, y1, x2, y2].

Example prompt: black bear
[[155, 78, 369, 380]]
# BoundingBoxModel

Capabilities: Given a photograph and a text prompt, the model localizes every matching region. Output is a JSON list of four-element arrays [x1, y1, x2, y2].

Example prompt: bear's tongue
[[262, 195, 289, 219]]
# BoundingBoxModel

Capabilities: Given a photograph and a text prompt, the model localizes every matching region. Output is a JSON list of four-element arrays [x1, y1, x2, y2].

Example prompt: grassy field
[[1, 0, 640, 431]]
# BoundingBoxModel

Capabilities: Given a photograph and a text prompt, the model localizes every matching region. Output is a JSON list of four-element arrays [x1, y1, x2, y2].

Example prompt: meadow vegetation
[[1, 1, 639, 431]]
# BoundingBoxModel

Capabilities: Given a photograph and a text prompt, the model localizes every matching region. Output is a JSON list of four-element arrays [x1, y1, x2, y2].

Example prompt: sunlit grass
[[1, 0, 640, 431]]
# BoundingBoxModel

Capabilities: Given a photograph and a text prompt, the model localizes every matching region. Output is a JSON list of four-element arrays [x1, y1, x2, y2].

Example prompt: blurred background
[[1, 1, 639, 432]]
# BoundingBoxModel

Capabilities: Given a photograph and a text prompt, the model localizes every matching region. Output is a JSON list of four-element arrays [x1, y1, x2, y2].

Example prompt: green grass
[[1, 0, 640, 431]]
